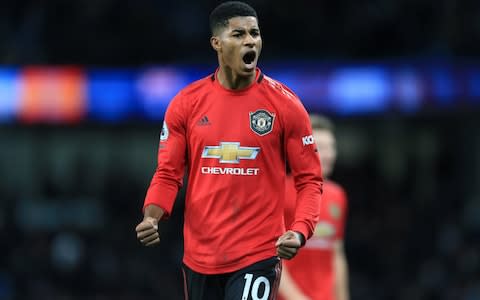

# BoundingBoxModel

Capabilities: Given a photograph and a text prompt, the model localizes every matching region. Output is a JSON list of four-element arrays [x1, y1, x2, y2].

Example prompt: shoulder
[[164, 74, 211, 116], [167, 74, 213, 112], [261, 75, 300, 103], [177, 74, 213, 99], [260, 74, 308, 120]]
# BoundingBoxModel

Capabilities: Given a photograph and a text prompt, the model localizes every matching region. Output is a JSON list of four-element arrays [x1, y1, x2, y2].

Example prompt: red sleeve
[[143, 92, 187, 218], [283, 97, 323, 241], [336, 187, 348, 240]]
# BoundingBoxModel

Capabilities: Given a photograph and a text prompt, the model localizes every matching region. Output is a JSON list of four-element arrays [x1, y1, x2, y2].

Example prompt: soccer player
[[279, 114, 349, 300], [134, 2, 322, 300]]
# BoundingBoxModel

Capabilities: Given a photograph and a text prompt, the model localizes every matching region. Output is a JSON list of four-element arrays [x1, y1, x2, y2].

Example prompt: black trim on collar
[[257, 73, 264, 83], [211, 70, 262, 83]]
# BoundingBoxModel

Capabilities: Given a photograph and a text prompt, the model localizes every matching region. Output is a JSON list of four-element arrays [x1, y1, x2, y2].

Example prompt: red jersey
[[144, 69, 322, 274], [282, 177, 348, 300]]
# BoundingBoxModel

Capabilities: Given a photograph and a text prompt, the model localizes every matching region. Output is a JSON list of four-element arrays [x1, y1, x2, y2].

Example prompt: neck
[[217, 65, 255, 90]]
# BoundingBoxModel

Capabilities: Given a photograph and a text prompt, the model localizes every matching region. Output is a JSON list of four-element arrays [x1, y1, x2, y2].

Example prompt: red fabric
[[282, 177, 348, 300], [144, 69, 322, 274]]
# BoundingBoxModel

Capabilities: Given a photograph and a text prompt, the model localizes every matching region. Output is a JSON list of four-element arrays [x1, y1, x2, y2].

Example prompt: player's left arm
[[334, 240, 350, 300], [276, 96, 322, 259], [284, 98, 322, 241], [276, 230, 304, 259]]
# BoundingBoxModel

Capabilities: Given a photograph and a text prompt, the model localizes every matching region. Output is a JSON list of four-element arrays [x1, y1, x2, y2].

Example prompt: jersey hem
[[182, 249, 277, 274]]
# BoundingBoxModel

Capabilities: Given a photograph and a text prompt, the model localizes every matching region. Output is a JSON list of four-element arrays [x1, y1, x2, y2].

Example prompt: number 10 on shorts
[[242, 273, 271, 300]]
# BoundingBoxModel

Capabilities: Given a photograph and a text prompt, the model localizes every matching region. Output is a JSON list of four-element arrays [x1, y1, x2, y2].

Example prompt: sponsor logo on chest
[[202, 142, 259, 163], [201, 142, 260, 176]]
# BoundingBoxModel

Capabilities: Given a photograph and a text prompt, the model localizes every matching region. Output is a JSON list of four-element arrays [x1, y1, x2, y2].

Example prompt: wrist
[[293, 231, 306, 246], [144, 204, 165, 221]]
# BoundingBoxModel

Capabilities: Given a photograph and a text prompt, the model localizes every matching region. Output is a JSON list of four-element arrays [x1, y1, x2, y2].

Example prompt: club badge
[[249, 109, 275, 136]]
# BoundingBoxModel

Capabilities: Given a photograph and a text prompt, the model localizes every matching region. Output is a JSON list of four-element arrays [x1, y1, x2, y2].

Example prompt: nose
[[244, 34, 255, 47]]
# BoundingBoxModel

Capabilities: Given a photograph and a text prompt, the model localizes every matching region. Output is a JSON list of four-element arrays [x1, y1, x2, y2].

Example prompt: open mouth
[[242, 51, 256, 65]]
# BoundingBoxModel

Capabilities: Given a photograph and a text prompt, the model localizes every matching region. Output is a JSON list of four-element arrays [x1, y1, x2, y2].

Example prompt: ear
[[210, 36, 221, 52]]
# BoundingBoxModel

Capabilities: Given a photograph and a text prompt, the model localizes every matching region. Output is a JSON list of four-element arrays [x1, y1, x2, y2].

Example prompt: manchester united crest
[[249, 109, 275, 136]]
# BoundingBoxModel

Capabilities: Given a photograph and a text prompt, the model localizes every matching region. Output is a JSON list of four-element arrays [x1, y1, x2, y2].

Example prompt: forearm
[[290, 184, 321, 240], [144, 179, 180, 218]]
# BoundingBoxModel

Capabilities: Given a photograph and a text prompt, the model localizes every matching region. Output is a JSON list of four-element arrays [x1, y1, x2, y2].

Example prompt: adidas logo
[[197, 115, 211, 126]]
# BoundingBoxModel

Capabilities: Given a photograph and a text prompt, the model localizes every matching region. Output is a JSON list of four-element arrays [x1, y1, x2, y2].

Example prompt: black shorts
[[182, 256, 282, 300]]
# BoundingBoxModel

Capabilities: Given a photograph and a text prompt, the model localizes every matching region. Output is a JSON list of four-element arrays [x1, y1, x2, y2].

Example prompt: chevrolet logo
[[202, 142, 260, 163]]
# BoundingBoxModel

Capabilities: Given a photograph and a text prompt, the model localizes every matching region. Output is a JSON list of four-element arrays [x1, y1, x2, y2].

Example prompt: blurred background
[[1, 0, 480, 299]]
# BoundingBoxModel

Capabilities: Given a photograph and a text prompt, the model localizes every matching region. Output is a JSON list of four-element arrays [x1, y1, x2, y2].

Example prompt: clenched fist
[[135, 217, 160, 246], [275, 230, 304, 259]]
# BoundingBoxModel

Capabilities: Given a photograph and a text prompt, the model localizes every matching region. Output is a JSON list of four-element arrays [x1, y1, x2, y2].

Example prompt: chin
[[241, 67, 256, 75]]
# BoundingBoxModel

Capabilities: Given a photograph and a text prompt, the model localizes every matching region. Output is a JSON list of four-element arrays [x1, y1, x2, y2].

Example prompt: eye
[[251, 31, 260, 37]]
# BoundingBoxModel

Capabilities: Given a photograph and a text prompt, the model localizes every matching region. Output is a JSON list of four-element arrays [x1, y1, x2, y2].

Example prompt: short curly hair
[[209, 1, 258, 35]]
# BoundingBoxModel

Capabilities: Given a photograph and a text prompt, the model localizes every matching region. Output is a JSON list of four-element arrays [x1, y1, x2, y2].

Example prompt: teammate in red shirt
[[135, 2, 322, 299], [279, 115, 350, 300]]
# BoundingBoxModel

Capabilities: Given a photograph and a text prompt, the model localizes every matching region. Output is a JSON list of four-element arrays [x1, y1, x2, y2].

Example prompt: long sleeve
[[143, 93, 187, 218], [283, 98, 323, 240]]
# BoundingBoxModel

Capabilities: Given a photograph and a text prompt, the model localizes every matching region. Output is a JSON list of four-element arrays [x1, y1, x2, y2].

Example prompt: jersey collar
[[211, 68, 264, 94]]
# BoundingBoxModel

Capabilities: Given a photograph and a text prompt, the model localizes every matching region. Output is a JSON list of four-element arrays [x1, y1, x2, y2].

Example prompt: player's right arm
[[135, 92, 188, 246]]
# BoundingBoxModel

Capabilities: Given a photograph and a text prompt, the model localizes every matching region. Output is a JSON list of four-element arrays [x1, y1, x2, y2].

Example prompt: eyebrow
[[231, 28, 260, 33]]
